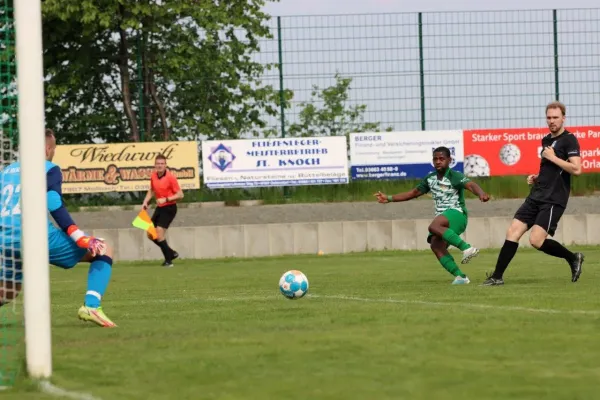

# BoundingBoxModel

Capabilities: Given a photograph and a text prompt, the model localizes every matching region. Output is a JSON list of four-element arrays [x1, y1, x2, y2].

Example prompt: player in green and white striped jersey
[[375, 146, 490, 285]]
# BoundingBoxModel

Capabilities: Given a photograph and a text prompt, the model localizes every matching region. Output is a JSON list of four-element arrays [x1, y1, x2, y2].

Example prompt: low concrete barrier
[[92, 214, 600, 261]]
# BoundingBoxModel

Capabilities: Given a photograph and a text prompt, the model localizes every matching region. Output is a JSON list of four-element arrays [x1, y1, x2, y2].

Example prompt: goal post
[[14, 0, 52, 380]]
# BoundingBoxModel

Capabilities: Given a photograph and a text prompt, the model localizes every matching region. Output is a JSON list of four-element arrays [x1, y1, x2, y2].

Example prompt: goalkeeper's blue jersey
[[0, 160, 74, 248], [0, 162, 24, 247]]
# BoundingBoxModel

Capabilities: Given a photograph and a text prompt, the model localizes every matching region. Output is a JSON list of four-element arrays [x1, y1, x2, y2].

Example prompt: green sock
[[441, 229, 471, 251], [439, 254, 466, 278]]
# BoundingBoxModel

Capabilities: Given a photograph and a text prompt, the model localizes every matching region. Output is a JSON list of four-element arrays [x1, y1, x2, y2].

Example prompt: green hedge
[[64, 174, 600, 210]]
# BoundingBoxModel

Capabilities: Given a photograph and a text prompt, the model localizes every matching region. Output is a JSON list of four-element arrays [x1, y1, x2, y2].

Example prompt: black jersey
[[528, 130, 580, 207]]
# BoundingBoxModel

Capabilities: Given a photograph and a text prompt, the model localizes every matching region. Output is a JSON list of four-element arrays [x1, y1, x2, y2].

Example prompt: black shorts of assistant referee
[[514, 197, 565, 236], [151, 204, 178, 229]]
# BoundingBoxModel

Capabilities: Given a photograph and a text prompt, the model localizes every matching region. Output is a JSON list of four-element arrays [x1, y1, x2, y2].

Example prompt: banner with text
[[349, 130, 464, 180], [463, 126, 600, 176], [201, 136, 349, 188], [54, 141, 200, 194]]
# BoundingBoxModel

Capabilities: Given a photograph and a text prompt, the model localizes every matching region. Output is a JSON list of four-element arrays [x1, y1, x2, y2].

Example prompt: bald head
[[45, 129, 56, 161]]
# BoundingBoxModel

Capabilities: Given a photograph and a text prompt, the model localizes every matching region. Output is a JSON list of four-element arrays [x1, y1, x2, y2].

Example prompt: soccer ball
[[463, 154, 491, 177], [499, 143, 521, 166], [279, 270, 309, 300]]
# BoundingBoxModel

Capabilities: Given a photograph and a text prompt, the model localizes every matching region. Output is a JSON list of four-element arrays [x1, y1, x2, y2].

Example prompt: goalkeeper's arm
[[47, 166, 106, 255]]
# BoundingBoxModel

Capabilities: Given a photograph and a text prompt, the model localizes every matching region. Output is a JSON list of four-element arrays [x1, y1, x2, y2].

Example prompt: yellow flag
[[132, 209, 157, 240]]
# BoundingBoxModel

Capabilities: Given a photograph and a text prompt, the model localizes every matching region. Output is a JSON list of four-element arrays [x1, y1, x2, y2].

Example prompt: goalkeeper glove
[[67, 225, 107, 257]]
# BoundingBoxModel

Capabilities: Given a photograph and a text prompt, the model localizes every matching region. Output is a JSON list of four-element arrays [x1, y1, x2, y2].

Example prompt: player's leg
[[150, 206, 178, 267], [149, 207, 170, 261], [530, 204, 584, 282], [155, 226, 178, 264], [75, 249, 117, 327], [429, 235, 469, 284], [48, 230, 116, 327], [78, 247, 116, 328], [164, 205, 179, 260], [482, 200, 534, 286], [428, 209, 477, 264]]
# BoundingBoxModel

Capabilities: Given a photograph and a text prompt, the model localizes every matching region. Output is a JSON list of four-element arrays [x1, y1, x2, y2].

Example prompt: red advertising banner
[[463, 126, 600, 176]]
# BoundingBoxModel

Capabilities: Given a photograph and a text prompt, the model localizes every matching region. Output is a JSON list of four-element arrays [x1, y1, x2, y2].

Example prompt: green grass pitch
[[4, 246, 600, 400]]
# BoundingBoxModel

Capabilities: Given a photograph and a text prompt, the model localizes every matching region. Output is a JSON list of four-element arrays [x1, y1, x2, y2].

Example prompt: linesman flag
[[132, 209, 158, 240]]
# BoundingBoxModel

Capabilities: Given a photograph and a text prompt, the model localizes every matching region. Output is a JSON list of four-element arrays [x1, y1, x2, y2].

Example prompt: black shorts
[[151, 204, 177, 229], [514, 198, 565, 236]]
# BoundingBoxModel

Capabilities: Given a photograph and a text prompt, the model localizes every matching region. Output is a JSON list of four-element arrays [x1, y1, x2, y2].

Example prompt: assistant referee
[[142, 154, 184, 267]]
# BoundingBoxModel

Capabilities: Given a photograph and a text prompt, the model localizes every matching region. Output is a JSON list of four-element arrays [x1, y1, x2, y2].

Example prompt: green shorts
[[427, 209, 468, 244]]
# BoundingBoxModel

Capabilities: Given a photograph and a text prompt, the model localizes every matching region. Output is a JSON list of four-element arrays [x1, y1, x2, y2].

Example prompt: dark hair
[[155, 154, 167, 162], [45, 128, 55, 138], [433, 146, 451, 158]]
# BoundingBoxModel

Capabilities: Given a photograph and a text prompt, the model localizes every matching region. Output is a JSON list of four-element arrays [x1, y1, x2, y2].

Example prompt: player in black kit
[[483, 101, 584, 286]]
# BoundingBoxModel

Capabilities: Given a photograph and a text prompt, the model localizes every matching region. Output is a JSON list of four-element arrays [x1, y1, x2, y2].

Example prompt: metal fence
[[255, 8, 600, 135], [0, 0, 17, 160]]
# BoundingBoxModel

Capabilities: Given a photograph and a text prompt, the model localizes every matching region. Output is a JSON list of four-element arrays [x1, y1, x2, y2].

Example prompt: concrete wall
[[93, 214, 600, 261]]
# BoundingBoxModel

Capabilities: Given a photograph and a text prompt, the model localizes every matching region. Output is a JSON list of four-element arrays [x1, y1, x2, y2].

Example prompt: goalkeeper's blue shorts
[[0, 228, 88, 283]]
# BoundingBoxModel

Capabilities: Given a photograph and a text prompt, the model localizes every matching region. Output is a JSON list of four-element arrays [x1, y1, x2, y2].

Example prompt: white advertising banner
[[349, 130, 464, 180], [202, 136, 349, 188]]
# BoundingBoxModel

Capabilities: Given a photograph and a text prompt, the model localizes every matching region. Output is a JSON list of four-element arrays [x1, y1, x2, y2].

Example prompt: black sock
[[154, 239, 174, 261], [493, 240, 519, 279], [539, 239, 576, 262], [163, 240, 175, 256]]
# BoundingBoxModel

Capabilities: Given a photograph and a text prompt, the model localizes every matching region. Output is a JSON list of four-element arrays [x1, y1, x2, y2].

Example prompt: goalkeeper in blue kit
[[0, 129, 117, 327]]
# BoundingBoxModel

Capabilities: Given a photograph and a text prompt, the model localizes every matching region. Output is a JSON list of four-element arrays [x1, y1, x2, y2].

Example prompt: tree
[[42, 0, 281, 144], [286, 73, 390, 138]]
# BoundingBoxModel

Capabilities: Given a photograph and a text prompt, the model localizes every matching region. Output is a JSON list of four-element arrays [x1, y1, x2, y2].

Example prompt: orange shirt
[[150, 170, 181, 207]]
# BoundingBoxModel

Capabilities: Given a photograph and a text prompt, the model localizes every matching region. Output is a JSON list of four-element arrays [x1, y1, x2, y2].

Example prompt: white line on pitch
[[308, 294, 600, 316], [51, 295, 279, 309], [39, 381, 101, 400], [50, 294, 600, 316]]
